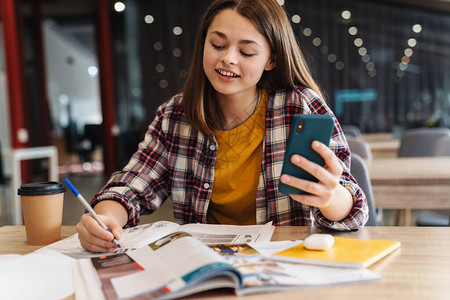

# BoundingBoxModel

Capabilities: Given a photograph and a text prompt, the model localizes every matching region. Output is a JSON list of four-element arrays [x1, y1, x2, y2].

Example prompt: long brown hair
[[182, 0, 324, 136]]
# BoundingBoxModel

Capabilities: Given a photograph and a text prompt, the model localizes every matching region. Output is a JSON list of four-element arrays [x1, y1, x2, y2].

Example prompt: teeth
[[218, 70, 238, 77]]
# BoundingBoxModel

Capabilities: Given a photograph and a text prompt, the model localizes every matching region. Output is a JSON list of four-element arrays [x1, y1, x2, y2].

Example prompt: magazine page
[[207, 243, 382, 296], [40, 221, 181, 259], [76, 259, 106, 300], [114, 231, 243, 298], [236, 258, 382, 295], [75, 235, 382, 299], [78, 232, 242, 300], [208, 243, 308, 292], [107, 250, 184, 299], [75, 233, 190, 300], [40, 221, 273, 259], [72, 260, 100, 300], [178, 221, 274, 244], [76, 250, 181, 300]]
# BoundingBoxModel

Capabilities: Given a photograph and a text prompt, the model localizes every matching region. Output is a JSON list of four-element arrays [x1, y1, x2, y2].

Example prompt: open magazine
[[41, 220, 275, 259], [73, 231, 381, 300]]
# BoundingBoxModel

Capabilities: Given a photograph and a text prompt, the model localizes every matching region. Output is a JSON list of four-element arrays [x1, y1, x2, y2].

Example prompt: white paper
[[276, 262, 381, 286], [0, 254, 22, 263], [249, 240, 304, 256], [0, 251, 74, 300]]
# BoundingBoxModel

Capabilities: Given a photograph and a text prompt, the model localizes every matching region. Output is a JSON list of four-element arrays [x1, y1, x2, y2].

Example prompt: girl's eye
[[240, 51, 254, 57], [211, 43, 225, 49], [210, 42, 254, 57]]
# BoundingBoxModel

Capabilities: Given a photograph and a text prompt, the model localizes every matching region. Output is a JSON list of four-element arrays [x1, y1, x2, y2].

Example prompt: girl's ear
[[264, 57, 276, 71]]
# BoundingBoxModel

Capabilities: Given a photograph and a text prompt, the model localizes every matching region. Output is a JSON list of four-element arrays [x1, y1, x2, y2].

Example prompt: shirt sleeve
[[300, 89, 369, 230], [90, 102, 173, 228]]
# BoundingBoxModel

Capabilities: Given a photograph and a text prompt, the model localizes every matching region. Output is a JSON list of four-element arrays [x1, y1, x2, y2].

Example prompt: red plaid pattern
[[91, 86, 368, 230]]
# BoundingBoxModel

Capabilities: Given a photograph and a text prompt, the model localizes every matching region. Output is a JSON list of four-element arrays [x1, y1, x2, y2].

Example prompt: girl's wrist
[[319, 185, 353, 221]]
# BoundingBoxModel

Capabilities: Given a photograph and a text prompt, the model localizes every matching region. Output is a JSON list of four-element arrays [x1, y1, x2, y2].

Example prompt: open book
[[73, 232, 381, 299], [42, 221, 275, 259]]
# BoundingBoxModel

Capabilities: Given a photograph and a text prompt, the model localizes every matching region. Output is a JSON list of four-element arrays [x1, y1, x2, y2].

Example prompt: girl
[[77, 0, 368, 252]]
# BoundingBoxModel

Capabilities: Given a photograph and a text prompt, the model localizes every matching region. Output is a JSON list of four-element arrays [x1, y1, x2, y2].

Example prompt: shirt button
[[203, 183, 210, 189], [209, 145, 216, 151]]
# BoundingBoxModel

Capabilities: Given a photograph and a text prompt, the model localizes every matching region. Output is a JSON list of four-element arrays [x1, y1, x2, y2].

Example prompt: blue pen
[[64, 178, 121, 248]]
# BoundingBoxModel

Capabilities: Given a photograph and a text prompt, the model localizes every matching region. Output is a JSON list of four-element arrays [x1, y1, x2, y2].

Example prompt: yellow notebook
[[273, 237, 401, 268]]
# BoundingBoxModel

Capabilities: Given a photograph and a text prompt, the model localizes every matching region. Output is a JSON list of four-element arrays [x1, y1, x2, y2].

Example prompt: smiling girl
[[77, 0, 368, 252]]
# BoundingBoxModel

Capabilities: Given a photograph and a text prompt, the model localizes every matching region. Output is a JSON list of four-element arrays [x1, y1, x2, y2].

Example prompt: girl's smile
[[215, 68, 240, 81]]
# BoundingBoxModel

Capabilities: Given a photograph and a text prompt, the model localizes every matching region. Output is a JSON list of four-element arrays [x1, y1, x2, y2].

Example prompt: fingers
[[107, 221, 123, 242], [289, 193, 326, 208], [311, 141, 343, 176], [76, 214, 122, 252], [279, 140, 344, 208], [280, 174, 332, 198], [285, 155, 338, 190], [280, 174, 334, 208], [288, 141, 342, 182]]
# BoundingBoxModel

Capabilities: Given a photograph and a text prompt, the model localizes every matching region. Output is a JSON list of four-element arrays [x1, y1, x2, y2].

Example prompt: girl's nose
[[221, 49, 237, 66]]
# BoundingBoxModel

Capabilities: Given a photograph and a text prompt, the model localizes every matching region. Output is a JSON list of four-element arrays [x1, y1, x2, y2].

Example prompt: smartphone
[[278, 114, 334, 195]]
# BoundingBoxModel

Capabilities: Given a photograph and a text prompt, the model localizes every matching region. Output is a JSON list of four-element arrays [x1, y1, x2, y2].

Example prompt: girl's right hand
[[76, 213, 123, 252]]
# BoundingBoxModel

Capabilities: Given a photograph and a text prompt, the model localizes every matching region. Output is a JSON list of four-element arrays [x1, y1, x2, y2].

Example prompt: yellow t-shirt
[[207, 91, 267, 225]]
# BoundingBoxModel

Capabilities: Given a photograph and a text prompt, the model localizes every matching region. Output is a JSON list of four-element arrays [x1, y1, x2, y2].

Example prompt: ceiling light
[[114, 2, 125, 12], [144, 15, 154, 24], [292, 15, 301, 24], [348, 26, 358, 35], [341, 10, 351, 20], [407, 38, 417, 47], [412, 24, 422, 33]]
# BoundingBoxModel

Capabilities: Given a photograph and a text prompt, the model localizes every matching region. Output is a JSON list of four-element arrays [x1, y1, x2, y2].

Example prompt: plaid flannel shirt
[[92, 86, 368, 230]]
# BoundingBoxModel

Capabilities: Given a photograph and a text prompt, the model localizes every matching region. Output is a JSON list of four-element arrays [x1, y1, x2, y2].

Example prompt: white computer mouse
[[303, 234, 335, 251]]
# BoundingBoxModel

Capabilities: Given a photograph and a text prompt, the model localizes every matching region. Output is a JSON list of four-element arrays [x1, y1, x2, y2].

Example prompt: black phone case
[[278, 114, 334, 195]]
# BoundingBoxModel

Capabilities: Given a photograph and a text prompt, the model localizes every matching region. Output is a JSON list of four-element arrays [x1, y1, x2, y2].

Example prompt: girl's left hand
[[279, 140, 343, 209]]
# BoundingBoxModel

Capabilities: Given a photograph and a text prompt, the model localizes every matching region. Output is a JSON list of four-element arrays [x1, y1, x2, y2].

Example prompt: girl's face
[[203, 9, 275, 100]]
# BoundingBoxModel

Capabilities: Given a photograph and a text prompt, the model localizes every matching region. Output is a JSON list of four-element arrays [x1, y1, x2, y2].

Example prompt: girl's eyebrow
[[211, 31, 261, 47]]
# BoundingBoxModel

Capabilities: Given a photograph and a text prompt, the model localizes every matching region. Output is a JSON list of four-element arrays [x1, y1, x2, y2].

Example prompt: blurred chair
[[342, 125, 362, 138], [431, 136, 450, 156], [415, 135, 450, 226], [346, 136, 373, 160], [397, 127, 450, 157], [350, 153, 381, 226], [397, 128, 450, 226], [78, 124, 102, 163], [416, 210, 449, 226]]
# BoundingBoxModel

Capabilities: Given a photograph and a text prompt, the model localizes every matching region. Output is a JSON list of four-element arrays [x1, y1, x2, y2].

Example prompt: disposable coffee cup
[[17, 182, 66, 246]]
